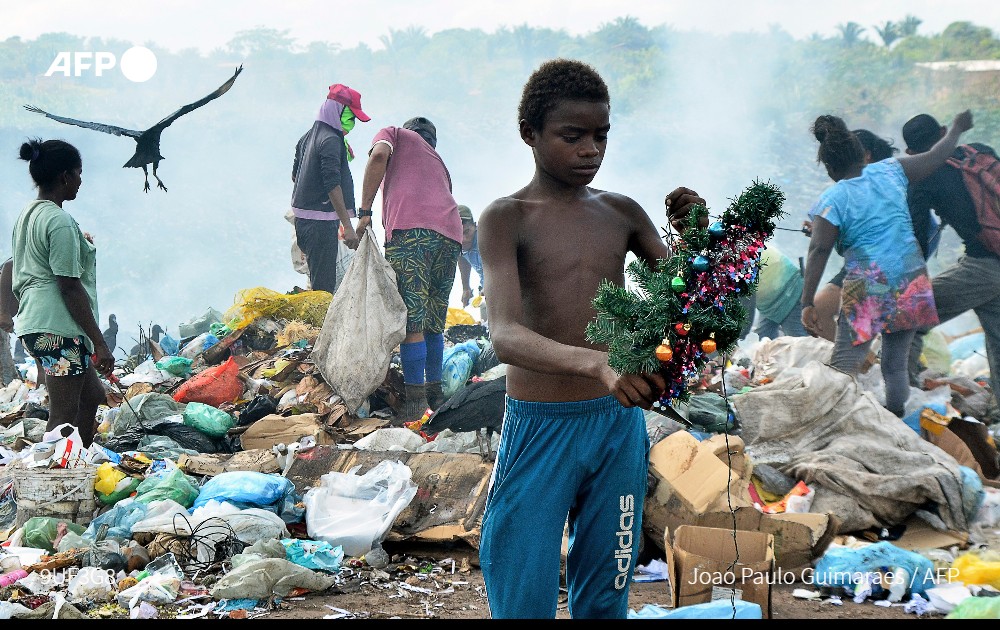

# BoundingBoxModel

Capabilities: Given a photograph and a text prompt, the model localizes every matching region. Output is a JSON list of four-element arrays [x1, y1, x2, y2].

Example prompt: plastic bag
[[191, 471, 300, 521], [117, 573, 181, 607], [946, 595, 1000, 619], [158, 334, 180, 357], [179, 307, 224, 339], [281, 538, 344, 572], [94, 461, 126, 495], [813, 541, 936, 596], [311, 229, 407, 412], [238, 394, 278, 426], [953, 550, 1000, 589], [182, 402, 235, 439], [134, 467, 200, 508], [110, 392, 187, 436], [96, 471, 141, 506], [154, 356, 193, 377], [442, 339, 482, 400], [22, 517, 86, 552], [84, 498, 149, 541], [210, 557, 336, 599], [303, 459, 418, 557], [173, 356, 243, 407], [629, 600, 762, 619], [68, 566, 115, 602]]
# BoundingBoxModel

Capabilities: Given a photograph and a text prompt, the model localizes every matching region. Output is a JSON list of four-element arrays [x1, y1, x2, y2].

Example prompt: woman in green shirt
[[13, 138, 113, 447]]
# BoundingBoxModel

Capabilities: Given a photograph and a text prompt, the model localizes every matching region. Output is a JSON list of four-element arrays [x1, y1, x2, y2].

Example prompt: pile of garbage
[[635, 329, 1000, 617], [6, 280, 1000, 618], [0, 286, 501, 619]]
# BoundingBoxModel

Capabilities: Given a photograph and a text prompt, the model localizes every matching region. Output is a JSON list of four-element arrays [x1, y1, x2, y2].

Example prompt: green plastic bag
[[155, 356, 193, 377], [22, 516, 86, 552], [134, 467, 200, 508], [946, 595, 1000, 619], [209, 322, 232, 338], [97, 476, 141, 506], [182, 401, 235, 439]]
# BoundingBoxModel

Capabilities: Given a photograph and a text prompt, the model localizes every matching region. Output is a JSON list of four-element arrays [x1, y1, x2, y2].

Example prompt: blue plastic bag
[[441, 340, 482, 399], [159, 333, 180, 356], [83, 498, 149, 542], [813, 540, 936, 596], [192, 471, 303, 523], [960, 465, 986, 525], [281, 538, 344, 572], [629, 600, 762, 619], [902, 401, 948, 434]]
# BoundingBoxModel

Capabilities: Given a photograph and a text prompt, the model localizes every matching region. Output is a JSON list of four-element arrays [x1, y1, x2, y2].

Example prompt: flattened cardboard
[[177, 449, 280, 477], [286, 445, 493, 548], [239, 413, 335, 451], [888, 515, 969, 552], [665, 525, 774, 618]]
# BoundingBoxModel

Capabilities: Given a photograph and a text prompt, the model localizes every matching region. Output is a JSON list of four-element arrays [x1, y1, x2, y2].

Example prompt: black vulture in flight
[[24, 65, 243, 192]]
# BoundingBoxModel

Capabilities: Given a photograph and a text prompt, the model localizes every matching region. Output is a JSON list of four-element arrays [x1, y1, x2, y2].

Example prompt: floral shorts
[[20, 332, 91, 377]]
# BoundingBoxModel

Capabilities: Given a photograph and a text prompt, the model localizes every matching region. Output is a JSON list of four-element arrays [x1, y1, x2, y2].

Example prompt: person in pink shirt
[[357, 117, 463, 422]]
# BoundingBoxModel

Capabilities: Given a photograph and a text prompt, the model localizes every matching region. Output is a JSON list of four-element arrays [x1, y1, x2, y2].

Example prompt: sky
[[2, 0, 995, 345], [3, 0, 999, 53]]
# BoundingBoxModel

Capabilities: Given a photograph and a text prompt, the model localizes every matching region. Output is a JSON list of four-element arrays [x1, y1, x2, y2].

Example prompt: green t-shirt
[[12, 200, 99, 352]]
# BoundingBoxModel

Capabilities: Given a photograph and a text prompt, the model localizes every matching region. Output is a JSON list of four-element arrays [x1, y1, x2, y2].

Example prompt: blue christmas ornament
[[692, 255, 710, 272], [708, 221, 726, 239]]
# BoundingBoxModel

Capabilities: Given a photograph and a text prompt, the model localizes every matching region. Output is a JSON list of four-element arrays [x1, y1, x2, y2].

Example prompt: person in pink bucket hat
[[288, 83, 372, 294]]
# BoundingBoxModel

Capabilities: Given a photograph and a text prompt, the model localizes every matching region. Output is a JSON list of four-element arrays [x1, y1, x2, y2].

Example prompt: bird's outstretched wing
[[149, 65, 243, 132], [23, 105, 142, 138]]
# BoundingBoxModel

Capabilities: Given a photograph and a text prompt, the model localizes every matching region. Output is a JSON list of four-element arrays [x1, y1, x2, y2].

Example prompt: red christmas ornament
[[675, 323, 690, 336]]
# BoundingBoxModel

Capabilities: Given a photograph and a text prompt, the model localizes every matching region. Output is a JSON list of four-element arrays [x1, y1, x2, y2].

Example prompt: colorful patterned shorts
[[384, 228, 461, 334], [20, 332, 91, 377]]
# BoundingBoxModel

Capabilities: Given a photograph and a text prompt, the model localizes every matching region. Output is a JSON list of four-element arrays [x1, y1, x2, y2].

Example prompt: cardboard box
[[239, 413, 336, 451], [644, 431, 838, 571], [663, 525, 775, 617]]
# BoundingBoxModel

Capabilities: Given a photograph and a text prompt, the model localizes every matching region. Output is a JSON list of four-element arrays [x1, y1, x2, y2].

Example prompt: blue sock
[[400, 341, 427, 385], [424, 332, 444, 383]]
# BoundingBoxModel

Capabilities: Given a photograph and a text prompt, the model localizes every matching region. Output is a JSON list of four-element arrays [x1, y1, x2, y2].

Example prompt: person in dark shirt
[[903, 113, 1000, 403], [289, 84, 371, 294]]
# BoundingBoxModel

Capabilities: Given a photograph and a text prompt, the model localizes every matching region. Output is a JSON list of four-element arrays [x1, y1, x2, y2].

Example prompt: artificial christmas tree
[[586, 180, 786, 408]]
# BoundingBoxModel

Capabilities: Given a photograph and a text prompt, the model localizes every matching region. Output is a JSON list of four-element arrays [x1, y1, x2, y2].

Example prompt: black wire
[[151, 511, 245, 573], [719, 352, 739, 619]]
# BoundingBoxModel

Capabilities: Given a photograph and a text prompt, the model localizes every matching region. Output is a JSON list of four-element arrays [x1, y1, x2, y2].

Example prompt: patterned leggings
[[384, 228, 461, 333]]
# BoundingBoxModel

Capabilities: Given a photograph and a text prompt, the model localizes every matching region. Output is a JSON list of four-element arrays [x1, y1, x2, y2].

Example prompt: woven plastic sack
[[173, 356, 243, 407], [311, 229, 407, 412], [223, 287, 333, 331]]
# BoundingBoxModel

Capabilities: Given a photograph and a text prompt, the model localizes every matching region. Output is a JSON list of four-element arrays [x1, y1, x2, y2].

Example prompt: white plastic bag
[[67, 566, 114, 602], [312, 229, 407, 412], [303, 459, 418, 558]]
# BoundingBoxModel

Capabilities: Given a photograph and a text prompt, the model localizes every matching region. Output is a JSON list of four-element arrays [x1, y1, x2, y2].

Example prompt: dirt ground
[[258, 540, 938, 620]]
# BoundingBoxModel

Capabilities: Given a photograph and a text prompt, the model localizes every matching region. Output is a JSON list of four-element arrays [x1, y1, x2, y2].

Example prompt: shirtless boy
[[477, 58, 703, 619]]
